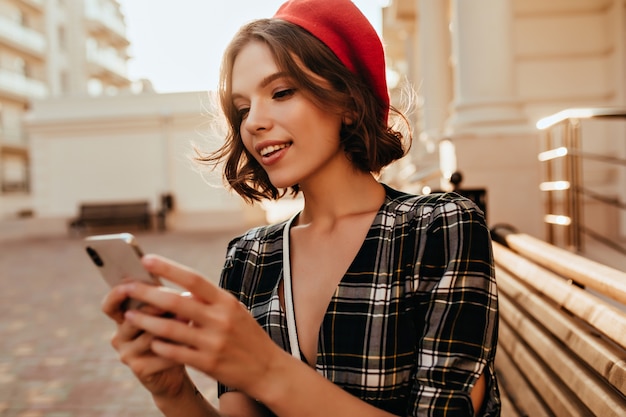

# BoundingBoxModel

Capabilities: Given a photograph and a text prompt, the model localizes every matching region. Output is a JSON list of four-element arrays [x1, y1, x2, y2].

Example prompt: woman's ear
[[342, 112, 356, 126]]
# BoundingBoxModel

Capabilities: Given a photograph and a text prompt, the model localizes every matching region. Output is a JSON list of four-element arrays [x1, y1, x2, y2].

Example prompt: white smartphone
[[84, 233, 161, 310]]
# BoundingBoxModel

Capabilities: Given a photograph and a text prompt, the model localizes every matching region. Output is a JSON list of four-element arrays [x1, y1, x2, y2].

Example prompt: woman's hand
[[111, 255, 401, 417], [115, 254, 284, 399], [101, 282, 190, 399]]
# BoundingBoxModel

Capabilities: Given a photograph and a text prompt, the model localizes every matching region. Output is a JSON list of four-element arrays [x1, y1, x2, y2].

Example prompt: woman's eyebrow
[[260, 71, 289, 88]]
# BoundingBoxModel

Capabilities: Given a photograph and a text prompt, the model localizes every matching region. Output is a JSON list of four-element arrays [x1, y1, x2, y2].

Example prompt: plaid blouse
[[217, 185, 500, 416]]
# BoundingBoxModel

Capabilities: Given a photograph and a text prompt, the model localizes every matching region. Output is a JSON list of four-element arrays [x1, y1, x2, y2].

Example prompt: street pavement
[[0, 227, 249, 416]]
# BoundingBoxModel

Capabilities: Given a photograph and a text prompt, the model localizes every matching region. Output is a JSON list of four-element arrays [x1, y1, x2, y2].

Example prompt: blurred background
[[1, 0, 625, 266]]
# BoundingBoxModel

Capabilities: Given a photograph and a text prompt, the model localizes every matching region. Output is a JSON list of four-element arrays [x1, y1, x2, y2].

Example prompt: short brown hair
[[196, 19, 410, 203]]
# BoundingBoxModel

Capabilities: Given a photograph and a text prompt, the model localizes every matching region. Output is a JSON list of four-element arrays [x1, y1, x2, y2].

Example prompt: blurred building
[[0, 0, 131, 217], [0, 0, 257, 238], [383, 0, 626, 246], [1, 0, 625, 263]]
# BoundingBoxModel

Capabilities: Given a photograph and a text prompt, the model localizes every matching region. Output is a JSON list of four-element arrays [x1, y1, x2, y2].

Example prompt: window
[[58, 26, 66, 51], [1, 152, 29, 193], [14, 57, 26, 75], [60, 71, 69, 94]]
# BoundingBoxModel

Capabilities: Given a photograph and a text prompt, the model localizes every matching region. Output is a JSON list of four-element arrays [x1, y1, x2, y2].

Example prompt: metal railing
[[536, 108, 626, 257]]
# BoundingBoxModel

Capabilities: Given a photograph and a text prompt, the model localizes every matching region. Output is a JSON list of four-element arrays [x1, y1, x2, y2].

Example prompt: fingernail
[[116, 283, 135, 294], [142, 254, 157, 266]]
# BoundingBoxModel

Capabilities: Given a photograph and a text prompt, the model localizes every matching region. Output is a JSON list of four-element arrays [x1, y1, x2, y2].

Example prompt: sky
[[117, 0, 388, 94]]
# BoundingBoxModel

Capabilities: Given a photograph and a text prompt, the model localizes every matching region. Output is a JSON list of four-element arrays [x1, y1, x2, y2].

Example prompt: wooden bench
[[490, 226, 626, 417], [69, 201, 152, 234]]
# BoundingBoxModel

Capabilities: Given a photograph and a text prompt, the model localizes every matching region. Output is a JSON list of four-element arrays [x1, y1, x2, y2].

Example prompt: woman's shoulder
[[220, 219, 289, 294], [382, 183, 484, 221], [224, 218, 288, 260]]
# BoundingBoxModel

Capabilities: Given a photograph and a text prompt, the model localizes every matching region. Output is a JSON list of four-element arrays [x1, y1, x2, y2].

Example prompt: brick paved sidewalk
[[0, 228, 246, 416]]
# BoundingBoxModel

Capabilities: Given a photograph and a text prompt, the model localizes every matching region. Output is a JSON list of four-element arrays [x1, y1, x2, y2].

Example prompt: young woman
[[101, 0, 500, 416]]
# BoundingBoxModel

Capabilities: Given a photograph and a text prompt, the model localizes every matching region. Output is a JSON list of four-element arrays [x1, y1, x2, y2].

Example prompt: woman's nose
[[243, 102, 272, 134]]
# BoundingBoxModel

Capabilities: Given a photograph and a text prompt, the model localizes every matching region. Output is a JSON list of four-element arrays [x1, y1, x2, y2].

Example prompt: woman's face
[[230, 41, 346, 190]]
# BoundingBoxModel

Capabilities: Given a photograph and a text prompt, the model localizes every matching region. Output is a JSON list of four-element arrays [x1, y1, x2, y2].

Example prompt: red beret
[[274, 0, 389, 122]]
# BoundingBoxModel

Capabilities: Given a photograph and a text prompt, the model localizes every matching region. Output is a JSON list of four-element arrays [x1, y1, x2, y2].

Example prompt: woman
[[102, 0, 500, 415]]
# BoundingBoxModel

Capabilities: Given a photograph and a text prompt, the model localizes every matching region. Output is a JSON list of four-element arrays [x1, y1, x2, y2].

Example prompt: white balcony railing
[[84, 0, 127, 39], [0, 126, 27, 146], [86, 44, 128, 77], [0, 15, 46, 56], [16, 0, 44, 9], [536, 108, 626, 259], [0, 68, 48, 99]]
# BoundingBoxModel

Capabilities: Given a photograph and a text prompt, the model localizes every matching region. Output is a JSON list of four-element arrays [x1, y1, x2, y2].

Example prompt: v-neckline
[[280, 195, 388, 364]]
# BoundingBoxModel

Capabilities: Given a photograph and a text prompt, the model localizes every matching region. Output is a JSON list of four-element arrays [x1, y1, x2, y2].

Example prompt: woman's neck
[[296, 170, 385, 229]]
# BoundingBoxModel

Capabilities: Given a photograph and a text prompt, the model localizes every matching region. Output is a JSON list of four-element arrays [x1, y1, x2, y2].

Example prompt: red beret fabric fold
[[274, 0, 389, 122]]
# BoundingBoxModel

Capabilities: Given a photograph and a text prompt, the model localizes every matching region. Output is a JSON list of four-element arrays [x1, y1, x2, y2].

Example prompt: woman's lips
[[259, 142, 292, 166], [260, 142, 291, 157]]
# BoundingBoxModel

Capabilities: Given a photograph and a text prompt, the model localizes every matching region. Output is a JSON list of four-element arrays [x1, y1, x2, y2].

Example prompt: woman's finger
[[116, 330, 153, 359], [115, 331, 182, 383], [102, 285, 133, 324], [115, 319, 148, 345], [127, 354, 182, 381], [150, 337, 212, 369], [123, 309, 203, 348], [116, 282, 209, 327], [141, 254, 222, 304], [146, 315, 281, 394]]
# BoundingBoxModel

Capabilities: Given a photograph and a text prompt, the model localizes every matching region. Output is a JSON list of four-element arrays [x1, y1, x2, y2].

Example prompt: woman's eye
[[273, 89, 295, 100], [237, 107, 250, 119]]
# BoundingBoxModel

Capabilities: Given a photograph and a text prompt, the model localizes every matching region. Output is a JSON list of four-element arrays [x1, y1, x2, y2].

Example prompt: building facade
[[2, 0, 625, 250], [383, 0, 626, 241], [0, 0, 131, 218]]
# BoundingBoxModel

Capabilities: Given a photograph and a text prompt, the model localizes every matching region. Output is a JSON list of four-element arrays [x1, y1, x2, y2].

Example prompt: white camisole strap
[[282, 213, 301, 360]]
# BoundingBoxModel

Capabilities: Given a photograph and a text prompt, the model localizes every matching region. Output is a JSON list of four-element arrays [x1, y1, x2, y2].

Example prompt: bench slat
[[70, 201, 152, 233], [500, 293, 626, 416], [498, 390, 520, 417], [498, 317, 590, 417], [495, 348, 548, 417], [497, 267, 626, 395], [498, 232, 626, 305], [494, 242, 626, 350], [81, 203, 149, 216]]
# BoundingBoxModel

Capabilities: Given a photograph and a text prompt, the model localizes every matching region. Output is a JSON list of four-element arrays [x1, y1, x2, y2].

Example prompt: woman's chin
[[268, 177, 298, 191]]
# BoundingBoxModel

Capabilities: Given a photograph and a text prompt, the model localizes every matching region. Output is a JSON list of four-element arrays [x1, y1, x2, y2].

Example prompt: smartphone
[[84, 233, 161, 310]]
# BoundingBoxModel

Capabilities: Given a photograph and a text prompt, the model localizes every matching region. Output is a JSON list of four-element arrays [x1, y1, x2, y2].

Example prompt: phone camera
[[86, 246, 104, 267]]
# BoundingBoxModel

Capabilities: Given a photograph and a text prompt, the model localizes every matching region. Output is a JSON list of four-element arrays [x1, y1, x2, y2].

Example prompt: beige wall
[[24, 91, 259, 233], [513, 0, 623, 121], [0, 0, 133, 226]]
